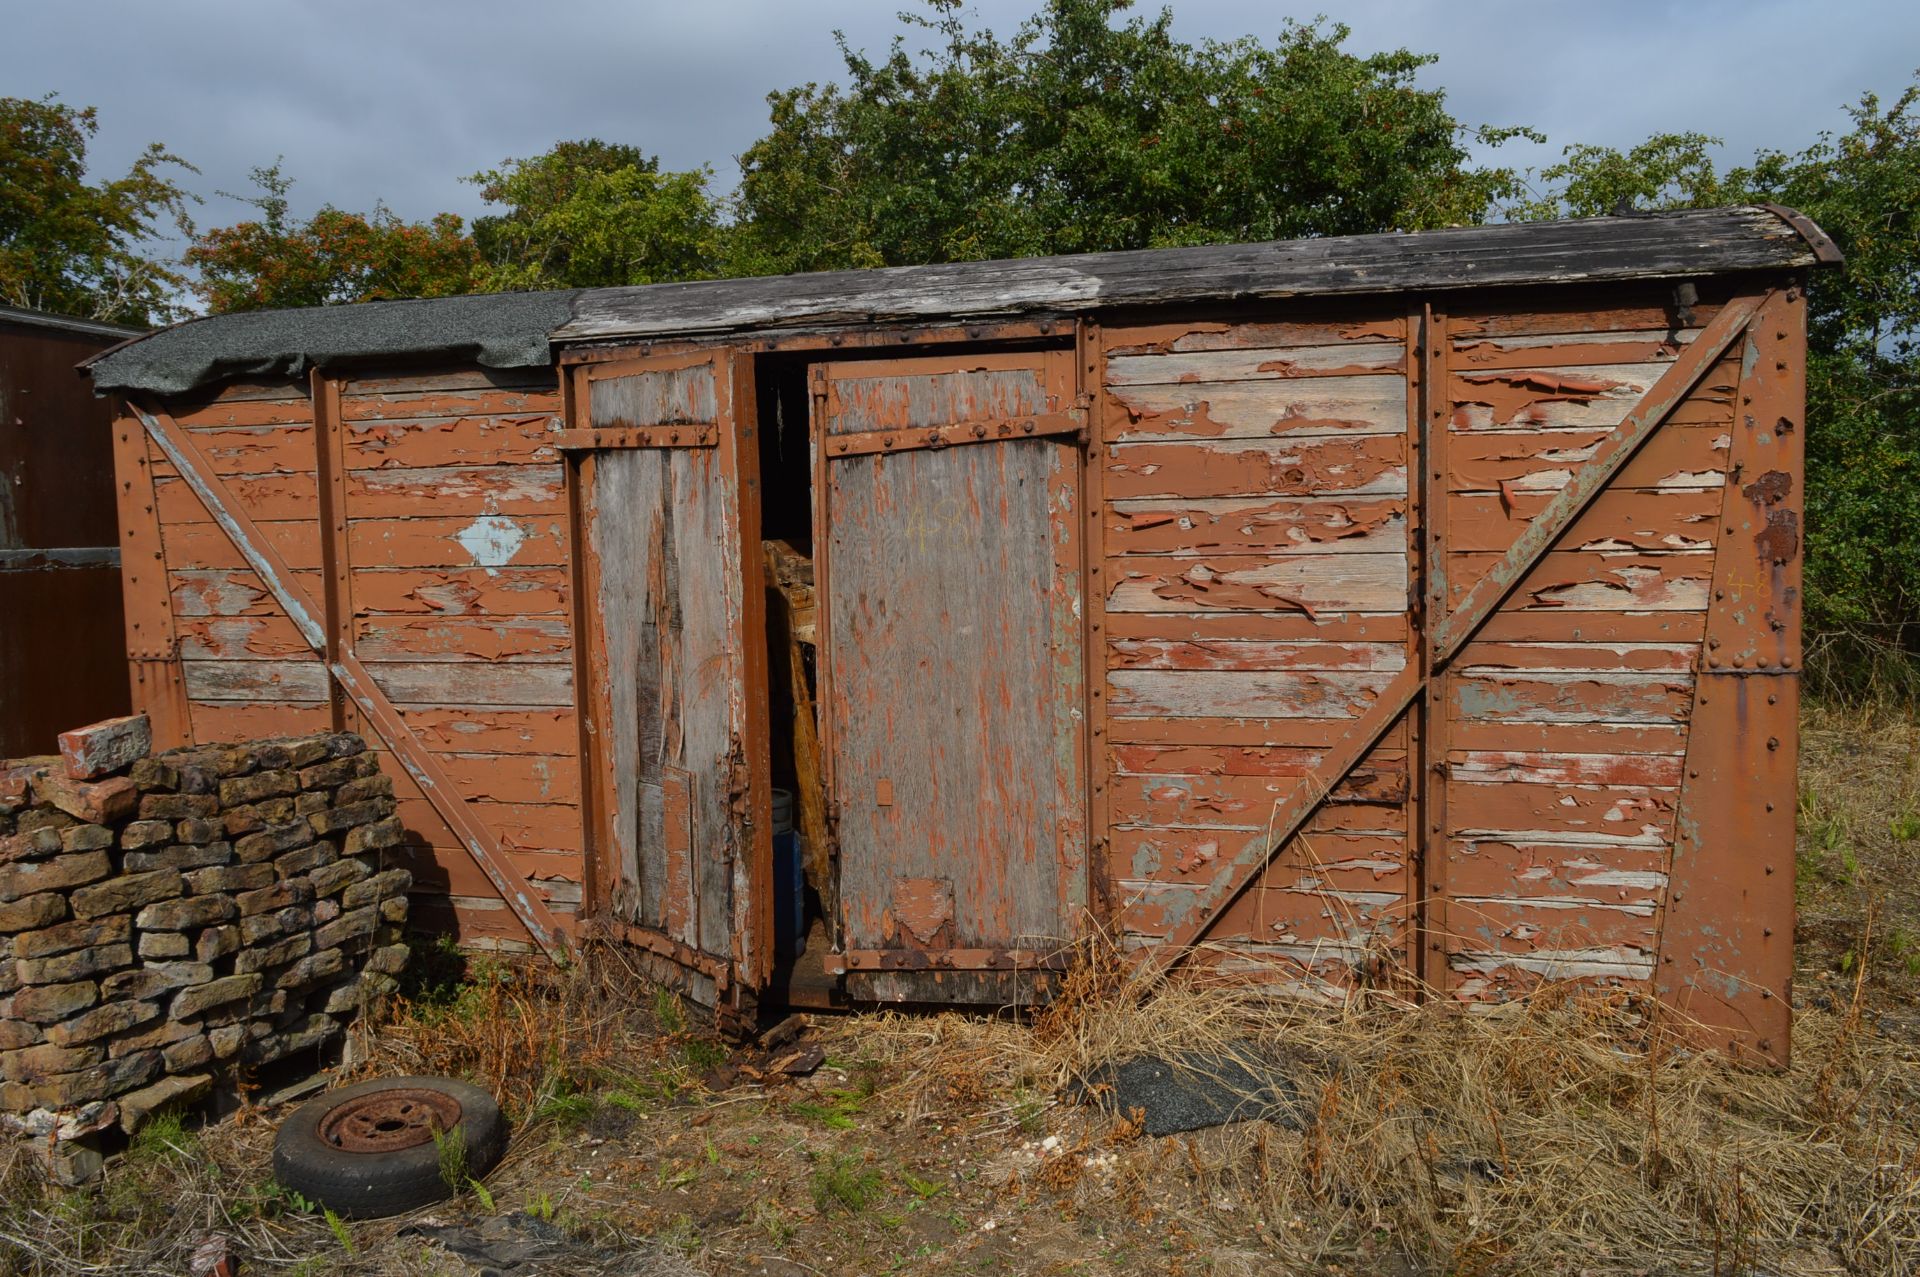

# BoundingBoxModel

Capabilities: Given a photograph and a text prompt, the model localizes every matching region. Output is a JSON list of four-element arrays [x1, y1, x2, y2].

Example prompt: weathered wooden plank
[[586, 364, 716, 428], [352, 616, 572, 663], [348, 516, 570, 569], [1107, 668, 1400, 719], [345, 465, 565, 517], [1111, 828, 1404, 888], [172, 568, 326, 617], [395, 706, 578, 755], [341, 387, 560, 422], [1107, 640, 1407, 672], [1450, 327, 1702, 369], [1447, 717, 1688, 756], [1436, 641, 1694, 673], [145, 424, 315, 475], [364, 660, 572, 707], [1104, 436, 1406, 500], [1448, 549, 1712, 613], [1109, 716, 1410, 749], [186, 699, 331, 742], [1105, 551, 1406, 614], [1450, 670, 1693, 724], [1111, 743, 1406, 778], [350, 566, 569, 617], [368, 746, 580, 807], [1104, 375, 1406, 441], [165, 520, 322, 570], [1446, 293, 1729, 340], [1108, 773, 1406, 833], [344, 368, 558, 396], [169, 396, 312, 429], [553, 208, 1817, 343], [1104, 316, 1403, 356], [1448, 777, 1677, 845], [183, 658, 329, 701], [1448, 488, 1721, 555], [1447, 750, 1684, 786], [1447, 423, 1730, 492], [1107, 343, 1406, 386], [1443, 839, 1667, 902], [177, 615, 315, 660], [1450, 360, 1738, 433], [1105, 495, 1405, 557], [1468, 610, 1705, 645], [155, 473, 320, 524], [1101, 611, 1407, 643], [827, 362, 1052, 436], [389, 843, 583, 903], [394, 796, 583, 854], [343, 414, 561, 469]]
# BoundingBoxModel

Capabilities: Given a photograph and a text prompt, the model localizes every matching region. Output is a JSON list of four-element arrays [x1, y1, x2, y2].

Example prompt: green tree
[[0, 95, 196, 326], [468, 139, 725, 290], [186, 163, 483, 312], [1517, 79, 1920, 698], [733, 0, 1538, 274]]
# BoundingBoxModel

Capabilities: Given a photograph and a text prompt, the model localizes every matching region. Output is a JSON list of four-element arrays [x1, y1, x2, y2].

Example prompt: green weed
[[811, 1154, 883, 1214], [653, 988, 687, 1034], [433, 1125, 469, 1193], [790, 1088, 865, 1129], [323, 1208, 355, 1257]]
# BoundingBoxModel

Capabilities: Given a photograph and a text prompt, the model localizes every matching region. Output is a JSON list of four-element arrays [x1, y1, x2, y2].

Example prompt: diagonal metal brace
[[133, 400, 573, 965]]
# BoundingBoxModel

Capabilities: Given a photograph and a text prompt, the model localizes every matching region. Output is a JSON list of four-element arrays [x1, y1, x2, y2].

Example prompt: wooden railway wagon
[[82, 207, 1836, 1061]]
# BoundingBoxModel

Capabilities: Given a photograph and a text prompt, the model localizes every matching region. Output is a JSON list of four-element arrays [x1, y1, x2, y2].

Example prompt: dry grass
[[6, 702, 1920, 1275], [835, 931, 1920, 1275]]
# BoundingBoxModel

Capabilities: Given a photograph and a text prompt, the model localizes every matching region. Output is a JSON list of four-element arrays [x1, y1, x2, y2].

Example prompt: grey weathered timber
[[585, 367, 736, 959], [85, 209, 1827, 395], [558, 207, 1818, 343]]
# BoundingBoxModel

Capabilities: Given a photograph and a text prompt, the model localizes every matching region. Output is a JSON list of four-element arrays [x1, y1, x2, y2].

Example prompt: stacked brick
[[0, 715, 410, 1134]]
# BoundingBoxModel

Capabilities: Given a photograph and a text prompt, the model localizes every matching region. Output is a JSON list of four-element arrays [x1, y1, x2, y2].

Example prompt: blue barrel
[[771, 788, 805, 958]]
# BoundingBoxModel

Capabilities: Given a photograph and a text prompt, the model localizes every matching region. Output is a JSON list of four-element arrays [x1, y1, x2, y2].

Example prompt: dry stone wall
[[0, 715, 410, 1135]]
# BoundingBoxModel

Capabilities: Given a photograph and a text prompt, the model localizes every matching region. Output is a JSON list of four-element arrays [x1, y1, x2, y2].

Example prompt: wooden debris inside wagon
[[764, 539, 831, 924]]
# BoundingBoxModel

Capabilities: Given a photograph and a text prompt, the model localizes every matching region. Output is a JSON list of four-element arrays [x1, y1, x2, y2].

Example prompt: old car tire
[[273, 1076, 507, 1219]]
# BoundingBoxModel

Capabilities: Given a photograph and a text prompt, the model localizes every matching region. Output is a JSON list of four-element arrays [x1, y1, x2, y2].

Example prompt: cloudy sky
[[6, 0, 1916, 233]]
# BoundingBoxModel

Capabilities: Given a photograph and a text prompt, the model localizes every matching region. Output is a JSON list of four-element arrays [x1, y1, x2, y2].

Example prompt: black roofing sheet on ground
[[84, 207, 1832, 396]]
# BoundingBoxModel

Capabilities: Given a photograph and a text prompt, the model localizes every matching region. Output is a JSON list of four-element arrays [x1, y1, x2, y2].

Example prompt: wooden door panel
[[818, 351, 1086, 974], [579, 351, 762, 987]]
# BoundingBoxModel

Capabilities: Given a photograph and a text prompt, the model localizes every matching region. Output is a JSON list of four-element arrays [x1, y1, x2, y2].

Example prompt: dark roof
[[85, 206, 1836, 396], [84, 290, 582, 395], [0, 304, 144, 342]]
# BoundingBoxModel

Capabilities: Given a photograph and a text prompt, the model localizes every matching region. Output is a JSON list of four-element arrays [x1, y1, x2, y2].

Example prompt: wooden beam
[[131, 398, 572, 965]]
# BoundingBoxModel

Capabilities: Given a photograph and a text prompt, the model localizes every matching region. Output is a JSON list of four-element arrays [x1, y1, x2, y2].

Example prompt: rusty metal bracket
[[552, 425, 718, 450], [132, 399, 573, 966], [1162, 290, 1773, 968], [829, 946, 1074, 974], [823, 412, 1082, 459], [1756, 203, 1844, 266]]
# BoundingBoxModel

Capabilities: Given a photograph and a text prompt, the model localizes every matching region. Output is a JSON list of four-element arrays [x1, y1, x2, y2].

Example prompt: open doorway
[[753, 356, 839, 1007]]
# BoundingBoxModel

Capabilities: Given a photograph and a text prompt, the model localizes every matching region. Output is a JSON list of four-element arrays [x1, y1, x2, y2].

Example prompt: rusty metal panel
[[1655, 285, 1806, 1064], [817, 351, 1086, 981], [1, 316, 135, 755], [578, 351, 766, 991]]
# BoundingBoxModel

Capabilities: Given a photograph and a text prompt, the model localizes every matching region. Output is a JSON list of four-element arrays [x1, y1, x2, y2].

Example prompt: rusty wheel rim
[[317, 1088, 463, 1154]]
